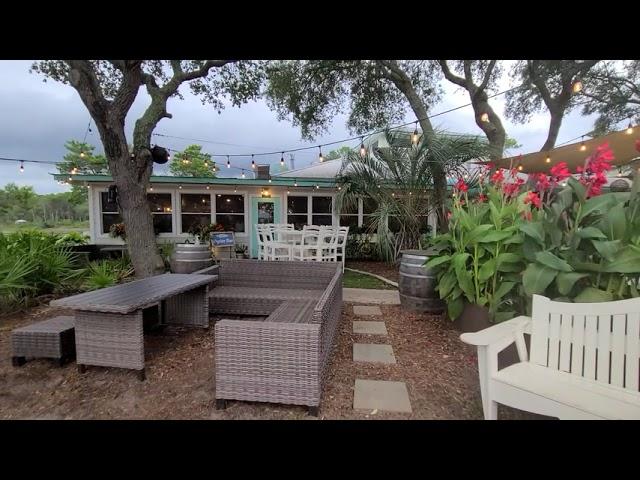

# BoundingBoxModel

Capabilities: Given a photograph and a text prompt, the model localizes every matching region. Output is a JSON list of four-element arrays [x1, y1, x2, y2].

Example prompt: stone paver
[[353, 379, 412, 413], [353, 343, 396, 364], [353, 321, 387, 335], [353, 305, 383, 316], [344, 288, 400, 305]]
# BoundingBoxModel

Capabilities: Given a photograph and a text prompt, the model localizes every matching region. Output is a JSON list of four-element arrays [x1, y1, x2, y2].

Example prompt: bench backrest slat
[[530, 294, 640, 392]]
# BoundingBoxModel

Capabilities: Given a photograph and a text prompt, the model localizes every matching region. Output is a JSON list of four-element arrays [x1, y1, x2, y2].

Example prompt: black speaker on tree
[[151, 146, 170, 164]]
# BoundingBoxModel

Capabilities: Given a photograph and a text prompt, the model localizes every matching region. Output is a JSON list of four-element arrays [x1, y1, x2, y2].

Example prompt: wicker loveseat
[[210, 259, 343, 415]]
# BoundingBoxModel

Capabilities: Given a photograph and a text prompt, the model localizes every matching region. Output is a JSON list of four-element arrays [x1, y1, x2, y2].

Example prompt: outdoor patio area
[[0, 297, 539, 420]]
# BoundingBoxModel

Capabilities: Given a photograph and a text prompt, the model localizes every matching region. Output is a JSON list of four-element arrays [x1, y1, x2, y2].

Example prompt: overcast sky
[[0, 60, 597, 194]]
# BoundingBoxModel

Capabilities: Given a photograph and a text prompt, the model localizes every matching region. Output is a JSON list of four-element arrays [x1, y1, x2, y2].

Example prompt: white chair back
[[530, 294, 640, 392]]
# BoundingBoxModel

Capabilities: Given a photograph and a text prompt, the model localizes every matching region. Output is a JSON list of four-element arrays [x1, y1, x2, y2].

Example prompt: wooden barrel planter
[[170, 243, 213, 274], [398, 249, 445, 314]]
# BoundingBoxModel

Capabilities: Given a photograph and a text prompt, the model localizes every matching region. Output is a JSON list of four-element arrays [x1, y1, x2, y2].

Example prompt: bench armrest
[[460, 316, 531, 347]]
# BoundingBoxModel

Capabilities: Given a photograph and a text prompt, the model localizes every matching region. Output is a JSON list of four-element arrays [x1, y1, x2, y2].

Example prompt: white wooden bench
[[460, 294, 640, 420]]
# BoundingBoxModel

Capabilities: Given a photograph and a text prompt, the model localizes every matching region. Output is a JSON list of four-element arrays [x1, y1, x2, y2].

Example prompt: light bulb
[[80, 151, 85, 158], [580, 141, 587, 151], [241, 172, 246, 178], [318, 146, 324, 163], [268, 178, 272, 183], [19, 161, 24, 173], [517, 164, 524, 171], [206, 185, 210, 190], [287, 189, 290, 194], [251, 155, 256, 169], [545, 155, 551, 164], [627, 122, 633, 135], [178, 185, 182, 189], [360, 137, 366, 157], [412, 123, 419, 144], [480, 113, 489, 122], [294, 181, 298, 187], [280, 153, 285, 166], [338, 186, 341, 191], [234, 187, 237, 193], [149, 186, 153, 191], [572, 80, 583, 93], [227, 156, 231, 168]]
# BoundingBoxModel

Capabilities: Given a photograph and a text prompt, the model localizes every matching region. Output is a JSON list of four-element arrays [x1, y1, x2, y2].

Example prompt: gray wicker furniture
[[212, 259, 343, 415], [11, 316, 76, 367], [50, 273, 217, 380]]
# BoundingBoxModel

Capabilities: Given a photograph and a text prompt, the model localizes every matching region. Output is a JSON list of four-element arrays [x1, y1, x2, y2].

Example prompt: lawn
[[342, 269, 396, 290], [0, 221, 89, 234]]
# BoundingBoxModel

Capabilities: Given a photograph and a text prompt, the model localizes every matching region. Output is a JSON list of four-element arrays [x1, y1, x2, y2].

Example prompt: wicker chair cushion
[[209, 286, 323, 302]]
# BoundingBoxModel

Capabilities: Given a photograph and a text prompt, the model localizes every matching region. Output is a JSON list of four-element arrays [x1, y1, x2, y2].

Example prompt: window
[[312, 196, 332, 226], [287, 195, 308, 230], [362, 197, 378, 231], [216, 194, 245, 232], [147, 193, 173, 233], [101, 192, 121, 234], [339, 199, 358, 228], [181, 193, 211, 234]]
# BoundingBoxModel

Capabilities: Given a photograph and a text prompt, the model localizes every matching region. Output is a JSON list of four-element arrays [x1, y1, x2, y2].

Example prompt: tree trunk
[[540, 109, 563, 152], [473, 96, 506, 161], [101, 127, 164, 278]]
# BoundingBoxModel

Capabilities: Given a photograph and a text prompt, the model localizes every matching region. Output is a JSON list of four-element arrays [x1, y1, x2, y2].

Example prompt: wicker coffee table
[[50, 273, 216, 380]]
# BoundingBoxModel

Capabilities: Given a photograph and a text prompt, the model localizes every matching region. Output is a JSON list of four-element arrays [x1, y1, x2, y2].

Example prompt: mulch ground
[[0, 301, 541, 420], [346, 260, 400, 283]]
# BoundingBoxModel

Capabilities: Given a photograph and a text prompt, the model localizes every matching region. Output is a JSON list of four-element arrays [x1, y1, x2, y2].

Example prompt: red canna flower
[[454, 178, 469, 192], [578, 143, 614, 198], [477, 193, 487, 203], [521, 210, 533, 221], [550, 162, 571, 181], [446, 211, 452, 220], [524, 191, 542, 209], [490, 169, 505, 185], [502, 177, 525, 197], [535, 173, 550, 192]]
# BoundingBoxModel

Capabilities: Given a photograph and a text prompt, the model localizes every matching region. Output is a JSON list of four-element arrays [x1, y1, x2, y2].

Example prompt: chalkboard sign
[[211, 231, 235, 247]]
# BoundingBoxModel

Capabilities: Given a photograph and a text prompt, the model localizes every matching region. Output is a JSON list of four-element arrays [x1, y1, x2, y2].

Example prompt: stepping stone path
[[351, 301, 413, 415]]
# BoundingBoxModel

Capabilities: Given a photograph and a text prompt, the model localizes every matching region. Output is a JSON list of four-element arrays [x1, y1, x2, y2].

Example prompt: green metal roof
[[52, 173, 337, 188]]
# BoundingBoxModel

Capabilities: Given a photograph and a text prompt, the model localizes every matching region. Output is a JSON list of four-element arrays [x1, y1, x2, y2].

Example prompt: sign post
[[210, 231, 235, 260]]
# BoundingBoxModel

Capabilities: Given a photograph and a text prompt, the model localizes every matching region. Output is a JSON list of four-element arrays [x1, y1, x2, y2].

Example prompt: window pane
[[181, 214, 211, 234], [312, 214, 332, 226], [288, 214, 308, 230], [101, 192, 118, 213], [363, 197, 378, 214], [148, 193, 172, 213], [340, 201, 357, 215], [287, 196, 307, 214], [102, 213, 122, 233], [256, 201, 275, 224], [216, 214, 244, 233], [153, 214, 172, 233], [312, 196, 332, 214], [181, 194, 210, 213], [388, 216, 402, 233], [340, 215, 358, 228], [216, 194, 244, 214]]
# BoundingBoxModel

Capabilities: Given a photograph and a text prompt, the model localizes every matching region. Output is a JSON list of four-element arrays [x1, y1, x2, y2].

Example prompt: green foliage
[[0, 230, 80, 313], [187, 222, 224, 242], [345, 233, 379, 261], [57, 140, 109, 204], [336, 129, 489, 262], [520, 178, 640, 302], [83, 257, 134, 291], [426, 177, 528, 322], [169, 144, 218, 177], [325, 146, 353, 161]]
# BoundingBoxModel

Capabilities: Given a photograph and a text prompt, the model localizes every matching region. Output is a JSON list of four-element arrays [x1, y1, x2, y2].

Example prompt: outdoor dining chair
[[292, 228, 321, 261], [335, 226, 349, 271], [318, 226, 339, 262]]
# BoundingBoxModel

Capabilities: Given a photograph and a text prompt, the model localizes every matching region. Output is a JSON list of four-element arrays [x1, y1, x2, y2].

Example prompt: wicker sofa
[[210, 259, 343, 415]]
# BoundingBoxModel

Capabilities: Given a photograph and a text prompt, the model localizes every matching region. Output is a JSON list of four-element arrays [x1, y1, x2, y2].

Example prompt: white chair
[[260, 225, 292, 261], [255, 224, 268, 260], [335, 226, 349, 271], [461, 294, 640, 420], [318, 226, 338, 263], [292, 228, 321, 261]]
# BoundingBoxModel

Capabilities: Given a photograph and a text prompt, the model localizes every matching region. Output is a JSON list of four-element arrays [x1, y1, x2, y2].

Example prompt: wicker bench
[[12, 316, 76, 367], [212, 260, 343, 415]]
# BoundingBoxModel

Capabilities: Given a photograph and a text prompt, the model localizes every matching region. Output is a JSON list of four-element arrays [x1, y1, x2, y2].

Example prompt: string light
[[545, 155, 551, 164], [294, 181, 298, 187], [517, 163, 524, 171], [268, 178, 272, 183], [280, 152, 285, 166], [206, 185, 210, 190], [580, 137, 587, 151], [480, 113, 489, 122], [241, 172, 245, 179], [149, 186, 153, 191], [360, 137, 366, 157], [79, 150, 85, 158], [627, 122, 634, 135], [318, 146, 324, 163], [572, 79, 583, 93], [412, 122, 419, 144], [71, 167, 78, 174], [19, 161, 24, 173], [251, 154, 256, 169], [178, 185, 182, 189], [234, 186, 238, 193]]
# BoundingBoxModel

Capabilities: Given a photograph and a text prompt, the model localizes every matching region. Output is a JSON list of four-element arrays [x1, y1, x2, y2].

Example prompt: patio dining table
[[50, 273, 217, 380]]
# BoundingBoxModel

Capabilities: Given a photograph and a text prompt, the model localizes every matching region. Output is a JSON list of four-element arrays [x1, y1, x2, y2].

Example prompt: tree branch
[[477, 60, 497, 92], [438, 60, 467, 88]]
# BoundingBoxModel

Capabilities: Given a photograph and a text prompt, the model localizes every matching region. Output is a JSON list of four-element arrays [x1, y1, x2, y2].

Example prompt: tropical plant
[[187, 222, 224, 243], [109, 222, 126, 240], [520, 143, 640, 302], [55, 231, 90, 246], [427, 167, 531, 322], [336, 129, 490, 262], [83, 257, 134, 291]]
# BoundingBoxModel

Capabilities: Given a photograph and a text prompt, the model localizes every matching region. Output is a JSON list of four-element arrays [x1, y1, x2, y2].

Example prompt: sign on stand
[[210, 231, 235, 259]]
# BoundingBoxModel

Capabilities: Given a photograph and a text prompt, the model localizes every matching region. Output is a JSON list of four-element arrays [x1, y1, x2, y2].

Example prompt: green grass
[[0, 221, 89, 234], [343, 270, 396, 290]]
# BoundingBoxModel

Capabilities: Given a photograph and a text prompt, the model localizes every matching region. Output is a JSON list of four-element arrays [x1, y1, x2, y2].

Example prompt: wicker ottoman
[[11, 316, 76, 367]]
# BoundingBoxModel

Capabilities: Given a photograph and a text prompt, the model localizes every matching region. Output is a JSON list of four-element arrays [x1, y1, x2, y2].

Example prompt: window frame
[[285, 192, 336, 229], [179, 192, 213, 234]]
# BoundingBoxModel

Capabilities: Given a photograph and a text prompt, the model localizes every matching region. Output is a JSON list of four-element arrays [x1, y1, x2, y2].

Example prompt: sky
[[0, 60, 598, 194]]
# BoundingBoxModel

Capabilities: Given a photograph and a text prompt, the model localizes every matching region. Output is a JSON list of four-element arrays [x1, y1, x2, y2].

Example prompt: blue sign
[[211, 231, 235, 247]]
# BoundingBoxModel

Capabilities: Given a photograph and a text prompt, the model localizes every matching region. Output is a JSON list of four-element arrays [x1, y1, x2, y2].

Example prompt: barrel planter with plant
[[398, 249, 444, 313], [170, 242, 213, 274]]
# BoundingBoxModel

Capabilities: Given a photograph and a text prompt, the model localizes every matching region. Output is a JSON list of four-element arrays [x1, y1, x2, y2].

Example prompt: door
[[250, 196, 281, 258]]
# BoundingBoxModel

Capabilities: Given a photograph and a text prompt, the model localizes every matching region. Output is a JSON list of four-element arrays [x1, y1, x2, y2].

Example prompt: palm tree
[[335, 129, 489, 262]]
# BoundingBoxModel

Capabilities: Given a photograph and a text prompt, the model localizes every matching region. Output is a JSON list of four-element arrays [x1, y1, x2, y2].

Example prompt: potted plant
[[427, 166, 530, 330], [235, 244, 248, 259]]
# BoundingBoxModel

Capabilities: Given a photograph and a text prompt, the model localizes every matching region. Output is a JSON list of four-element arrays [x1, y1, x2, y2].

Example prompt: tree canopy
[[169, 144, 217, 177]]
